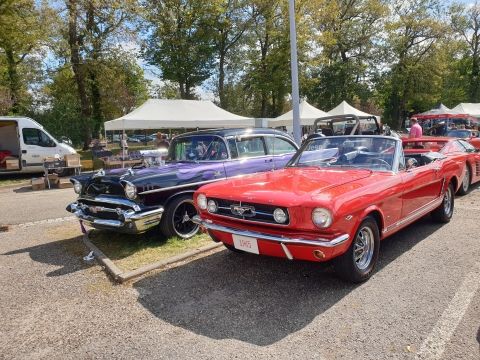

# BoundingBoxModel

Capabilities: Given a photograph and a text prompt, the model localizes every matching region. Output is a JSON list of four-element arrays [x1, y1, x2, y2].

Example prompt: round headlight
[[207, 200, 218, 213], [197, 194, 207, 210], [73, 180, 82, 194], [312, 208, 333, 228], [124, 181, 137, 199], [273, 208, 288, 223]]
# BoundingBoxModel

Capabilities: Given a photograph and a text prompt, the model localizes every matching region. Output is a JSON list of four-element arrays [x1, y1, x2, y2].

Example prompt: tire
[[334, 216, 380, 283], [160, 194, 199, 239], [457, 165, 470, 195], [431, 182, 455, 223]]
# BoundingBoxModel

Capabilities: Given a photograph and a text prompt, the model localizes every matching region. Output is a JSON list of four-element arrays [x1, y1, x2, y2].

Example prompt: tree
[[0, 0, 50, 114], [211, 0, 255, 108], [63, 0, 140, 148], [303, 0, 387, 111], [450, 2, 480, 103], [375, 0, 448, 128], [143, 0, 218, 99]]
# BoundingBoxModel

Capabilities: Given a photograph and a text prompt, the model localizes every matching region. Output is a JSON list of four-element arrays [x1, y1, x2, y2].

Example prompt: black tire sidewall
[[160, 195, 199, 239], [335, 216, 380, 283], [458, 166, 470, 195], [432, 182, 455, 222]]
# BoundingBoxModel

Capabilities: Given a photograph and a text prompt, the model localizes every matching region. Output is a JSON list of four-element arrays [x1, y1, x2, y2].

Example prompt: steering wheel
[[365, 158, 390, 168]]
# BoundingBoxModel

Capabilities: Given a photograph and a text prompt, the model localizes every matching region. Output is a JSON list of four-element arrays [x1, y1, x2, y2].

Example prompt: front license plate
[[232, 234, 259, 254]]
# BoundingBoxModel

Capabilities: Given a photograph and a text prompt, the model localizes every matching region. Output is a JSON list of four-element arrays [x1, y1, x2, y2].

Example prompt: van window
[[23, 128, 56, 147]]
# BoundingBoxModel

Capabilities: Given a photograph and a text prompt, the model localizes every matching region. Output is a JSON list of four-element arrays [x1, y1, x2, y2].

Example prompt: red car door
[[401, 160, 444, 218]]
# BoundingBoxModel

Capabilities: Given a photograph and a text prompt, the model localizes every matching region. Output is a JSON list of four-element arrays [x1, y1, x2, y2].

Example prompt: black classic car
[[66, 128, 298, 238]]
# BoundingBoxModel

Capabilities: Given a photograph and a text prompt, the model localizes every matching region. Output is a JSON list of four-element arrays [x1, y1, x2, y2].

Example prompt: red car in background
[[193, 135, 461, 283], [403, 137, 480, 195]]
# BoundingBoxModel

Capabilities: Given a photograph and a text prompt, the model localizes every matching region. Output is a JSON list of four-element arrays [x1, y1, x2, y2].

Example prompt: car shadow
[[133, 217, 443, 346], [2, 234, 91, 277]]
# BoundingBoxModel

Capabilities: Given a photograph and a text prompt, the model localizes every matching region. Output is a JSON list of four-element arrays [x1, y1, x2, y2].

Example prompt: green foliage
[[143, 0, 219, 99], [35, 52, 149, 147]]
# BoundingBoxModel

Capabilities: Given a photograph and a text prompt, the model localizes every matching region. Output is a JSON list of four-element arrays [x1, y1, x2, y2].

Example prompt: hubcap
[[444, 187, 453, 215], [172, 200, 199, 238], [353, 226, 374, 270], [462, 168, 470, 191]]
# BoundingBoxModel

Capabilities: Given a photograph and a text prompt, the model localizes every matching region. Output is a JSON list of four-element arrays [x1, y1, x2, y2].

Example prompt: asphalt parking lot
[[0, 184, 479, 359]]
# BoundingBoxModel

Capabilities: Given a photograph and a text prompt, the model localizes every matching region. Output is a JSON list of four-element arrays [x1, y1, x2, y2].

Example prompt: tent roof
[[418, 103, 457, 115], [451, 103, 480, 117], [104, 99, 255, 130], [328, 101, 377, 118], [268, 100, 330, 127]]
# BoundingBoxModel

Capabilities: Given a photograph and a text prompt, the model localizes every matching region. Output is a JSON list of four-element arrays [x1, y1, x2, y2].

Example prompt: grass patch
[[88, 229, 213, 272]]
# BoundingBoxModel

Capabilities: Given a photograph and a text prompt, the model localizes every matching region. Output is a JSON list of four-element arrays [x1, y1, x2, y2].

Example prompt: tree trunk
[[67, 0, 91, 150], [218, 51, 226, 108], [4, 46, 20, 114], [469, 55, 480, 102]]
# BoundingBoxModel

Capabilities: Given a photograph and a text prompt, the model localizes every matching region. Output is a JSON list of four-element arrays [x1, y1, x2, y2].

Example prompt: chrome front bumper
[[67, 200, 164, 234], [192, 215, 349, 248]]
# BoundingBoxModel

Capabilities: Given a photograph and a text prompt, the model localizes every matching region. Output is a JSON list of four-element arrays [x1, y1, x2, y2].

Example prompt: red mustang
[[193, 135, 462, 283], [403, 137, 480, 195]]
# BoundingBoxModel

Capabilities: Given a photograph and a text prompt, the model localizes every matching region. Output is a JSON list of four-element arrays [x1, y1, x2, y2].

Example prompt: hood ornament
[[120, 167, 135, 179], [92, 169, 105, 178]]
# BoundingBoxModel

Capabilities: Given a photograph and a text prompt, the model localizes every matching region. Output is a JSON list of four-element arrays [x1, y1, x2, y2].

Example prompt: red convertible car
[[403, 137, 480, 195], [193, 135, 462, 283]]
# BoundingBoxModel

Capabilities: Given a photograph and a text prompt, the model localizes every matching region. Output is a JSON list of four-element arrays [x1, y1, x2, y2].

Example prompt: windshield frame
[[287, 135, 403, 173]]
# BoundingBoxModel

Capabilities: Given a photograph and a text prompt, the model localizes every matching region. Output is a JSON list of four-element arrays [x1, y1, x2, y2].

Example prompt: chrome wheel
[[353, 226, 375, 270], [172, 199, 199, 238], [443, 186, 453, 215]]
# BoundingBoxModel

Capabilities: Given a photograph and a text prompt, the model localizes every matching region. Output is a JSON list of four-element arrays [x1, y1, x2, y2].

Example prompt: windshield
[[167, 135, 228, 161], [447, 130, 471, 138], [290, 136, 397, 171]]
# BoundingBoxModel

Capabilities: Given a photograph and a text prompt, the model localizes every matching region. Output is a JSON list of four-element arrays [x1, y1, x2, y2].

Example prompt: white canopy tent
[[268, 100, 330, 127], [451, 103, 480, 118], [328, 101, 379, 120], [417, 103, 458, 116], [104, 99, 255, 131]]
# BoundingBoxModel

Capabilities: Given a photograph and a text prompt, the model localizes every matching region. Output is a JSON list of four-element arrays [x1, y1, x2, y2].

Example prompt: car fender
[[164, 189, 196, 206], [353, 205, 386, 237]]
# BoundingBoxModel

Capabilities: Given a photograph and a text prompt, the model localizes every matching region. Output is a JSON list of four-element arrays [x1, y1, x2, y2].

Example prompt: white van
[[0, 116, 77, 174]]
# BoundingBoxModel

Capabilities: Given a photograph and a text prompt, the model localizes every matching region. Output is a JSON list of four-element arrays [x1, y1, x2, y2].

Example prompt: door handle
[[265, 159, 273, 163], [22, 150, 27, 154]]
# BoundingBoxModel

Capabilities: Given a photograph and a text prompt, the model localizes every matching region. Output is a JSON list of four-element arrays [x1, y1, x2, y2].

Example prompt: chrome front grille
[[208, 198, 289, 225]]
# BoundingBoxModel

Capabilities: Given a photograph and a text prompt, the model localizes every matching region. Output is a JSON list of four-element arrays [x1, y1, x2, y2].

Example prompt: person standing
[[409, 117, 423, 138]]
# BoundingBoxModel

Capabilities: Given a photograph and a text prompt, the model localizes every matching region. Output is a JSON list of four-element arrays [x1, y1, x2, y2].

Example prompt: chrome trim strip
[[382, 195, 444, 235], [139, 178, 226, 195], [192, 215, 349, 247], [78, 196, 138, 208]]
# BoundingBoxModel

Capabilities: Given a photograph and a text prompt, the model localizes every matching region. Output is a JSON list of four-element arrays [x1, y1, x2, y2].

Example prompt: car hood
[[200, 167, 373, 207]]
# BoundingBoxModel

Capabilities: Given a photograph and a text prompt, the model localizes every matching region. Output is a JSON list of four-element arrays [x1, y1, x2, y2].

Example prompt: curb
[[82, 233, 223, 283]]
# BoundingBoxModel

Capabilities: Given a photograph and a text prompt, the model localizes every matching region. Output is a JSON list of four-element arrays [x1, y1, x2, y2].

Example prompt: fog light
[[273, 208, 287, 223], [207, 200, 218, 213]]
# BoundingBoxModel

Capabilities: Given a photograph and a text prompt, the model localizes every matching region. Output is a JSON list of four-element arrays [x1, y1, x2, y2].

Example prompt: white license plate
[[232, 234, 259, 254]]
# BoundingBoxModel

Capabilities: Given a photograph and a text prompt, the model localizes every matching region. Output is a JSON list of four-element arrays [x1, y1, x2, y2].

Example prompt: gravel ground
[[0, 188, 479, 359], [0, 185, 76, 225]]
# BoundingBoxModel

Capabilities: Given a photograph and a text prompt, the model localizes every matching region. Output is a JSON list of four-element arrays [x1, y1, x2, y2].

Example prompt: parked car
[[0, 116, 77, 174], [66, 128, 298, 238], [402, 136, 480, 195], [193, 135, 461, 282], [445, 129, 478, 139]]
